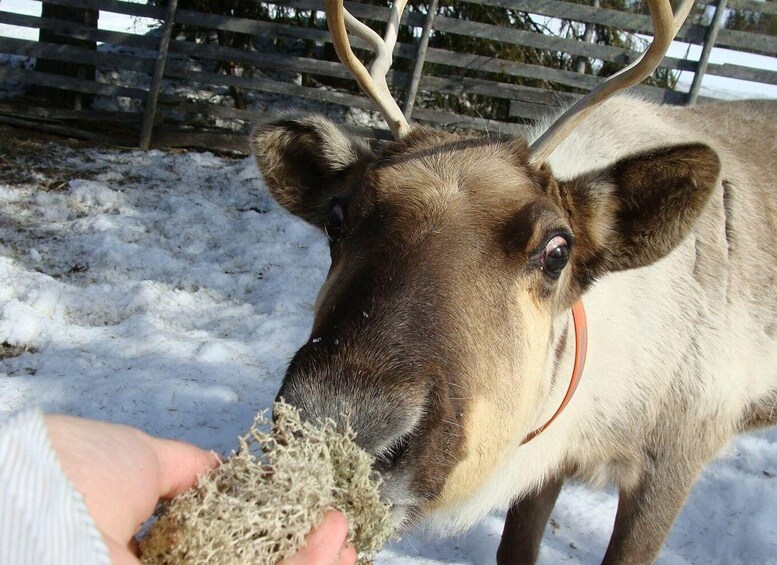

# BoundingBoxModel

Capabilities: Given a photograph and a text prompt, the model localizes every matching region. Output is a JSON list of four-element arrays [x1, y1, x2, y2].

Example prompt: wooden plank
[[719, 0, 777, 15], [164, 20, 668, 98], [160, 66, 383, 112], [706, 63, 777, 84], [164, 15, 695, 82], [154, 0, 680, 67], [150, 128, 250, 154], [460, 0, 705, 43], [0, 67, 147, 98], [166, 37, 355, 81], [171, 5, 339, 36], [0, 114, 117, 142], [3, 7, 756, 94], [167, 16, 668, 89], [161, 66, 526, 136], [509, 99, 553, 120], [411, 106, 528, 135], [152, 124, 384, 154], [158, 7, 772, 90], [0, 11, 160, 50], [427, 14, 692, 65], [507, 92, 697, 119], [161, 51, 690, 124], [15, 0, 165, 21], [0, 102, 142, 123], [160, 100, 394, 140], [165, 42, 573, 107], [418, 74, 578, 106], [406, 46, 703, 103], [140, 0, 177, 150], [320, 0, 777, 56], [419, 45, 600, 89], [714, 27, 777, 55], [440, 0, 777, 55], [306, 0, 695, 67], [0, 10, 712, 110], [277, 0, 622, 61], [0, 37, 156, 74], [38, 0, 777, 56]]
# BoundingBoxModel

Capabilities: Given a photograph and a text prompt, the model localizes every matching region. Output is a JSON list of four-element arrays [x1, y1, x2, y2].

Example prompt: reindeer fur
[[251, 95, 777, 564]]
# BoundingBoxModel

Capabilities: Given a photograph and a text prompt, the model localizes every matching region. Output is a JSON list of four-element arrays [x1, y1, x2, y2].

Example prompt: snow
[[1, 140, 775, 564]]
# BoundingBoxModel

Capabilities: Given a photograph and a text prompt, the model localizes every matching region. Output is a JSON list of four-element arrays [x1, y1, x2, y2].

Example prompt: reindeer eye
[[541, 235, 569, 278], [325, 202, 345, 243]]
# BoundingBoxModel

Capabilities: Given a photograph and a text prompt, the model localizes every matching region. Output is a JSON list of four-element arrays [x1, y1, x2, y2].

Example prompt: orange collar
[[520, 300, 588, 445]]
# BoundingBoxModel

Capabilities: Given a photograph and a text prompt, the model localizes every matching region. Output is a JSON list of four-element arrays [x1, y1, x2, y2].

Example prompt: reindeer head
[[252, 0, 715, 529], [251, 115, 720, 527]]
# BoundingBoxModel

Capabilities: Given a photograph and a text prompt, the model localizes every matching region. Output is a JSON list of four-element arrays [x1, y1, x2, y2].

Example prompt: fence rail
[[0, 0, 774, 153]]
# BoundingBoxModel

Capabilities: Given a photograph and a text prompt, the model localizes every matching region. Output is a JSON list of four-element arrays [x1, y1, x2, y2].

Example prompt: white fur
[[426, 95, 777, 533]]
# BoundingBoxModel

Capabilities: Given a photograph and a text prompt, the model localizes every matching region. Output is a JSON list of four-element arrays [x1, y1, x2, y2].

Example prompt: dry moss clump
[[139, 402, 394, 564]]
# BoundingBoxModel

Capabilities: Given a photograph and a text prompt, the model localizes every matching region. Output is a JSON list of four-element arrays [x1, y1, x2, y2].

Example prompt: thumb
[[149, 437, 221, 499]]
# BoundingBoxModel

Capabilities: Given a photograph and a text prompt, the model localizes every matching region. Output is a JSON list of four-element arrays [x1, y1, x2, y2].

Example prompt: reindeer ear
[[558, 143, 720, 289], [251, 115, 375, 226]]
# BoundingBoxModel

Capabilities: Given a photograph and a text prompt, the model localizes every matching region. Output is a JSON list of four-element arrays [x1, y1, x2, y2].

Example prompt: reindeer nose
[[274, 369, 424, 458], [274, 379, 354, 430]]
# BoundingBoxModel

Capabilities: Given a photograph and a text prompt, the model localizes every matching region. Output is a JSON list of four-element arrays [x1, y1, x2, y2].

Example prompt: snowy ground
[[0, 135, 776, 564]]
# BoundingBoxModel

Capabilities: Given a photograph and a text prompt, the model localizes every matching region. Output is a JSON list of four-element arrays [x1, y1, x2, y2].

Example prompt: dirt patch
[[0, 124, 102, 187], [0, 342, 37, 359]]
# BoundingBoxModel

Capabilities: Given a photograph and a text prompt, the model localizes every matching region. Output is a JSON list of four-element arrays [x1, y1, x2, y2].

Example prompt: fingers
[[315, 510, 349, 546], [150, 437, 221, 499], [339, 542, 357, 565], [279, 510, 353, 565]]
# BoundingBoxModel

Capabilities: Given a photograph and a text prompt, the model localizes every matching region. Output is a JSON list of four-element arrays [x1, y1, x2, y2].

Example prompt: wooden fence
[[0, 0, 775, 153]]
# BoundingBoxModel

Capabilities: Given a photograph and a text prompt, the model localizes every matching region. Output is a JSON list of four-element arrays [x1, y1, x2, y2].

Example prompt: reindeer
[[251, 0, 777, 562]]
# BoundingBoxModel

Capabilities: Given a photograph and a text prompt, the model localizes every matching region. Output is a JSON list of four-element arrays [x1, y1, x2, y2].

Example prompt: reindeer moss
[[139, 402, 394, 565]]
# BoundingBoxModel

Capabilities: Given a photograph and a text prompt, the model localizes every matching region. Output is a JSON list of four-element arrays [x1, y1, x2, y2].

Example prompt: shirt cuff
[[0, 409, 110, 565]]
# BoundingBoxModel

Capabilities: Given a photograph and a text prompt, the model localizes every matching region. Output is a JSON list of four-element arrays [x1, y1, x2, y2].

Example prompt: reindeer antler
[[530, 0, 696, 164], [325, 0, 411, 139], [326, 0, 694, 149]]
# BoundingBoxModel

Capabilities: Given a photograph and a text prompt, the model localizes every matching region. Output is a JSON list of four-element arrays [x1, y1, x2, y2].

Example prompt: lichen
[[139, 401, 394, 564]]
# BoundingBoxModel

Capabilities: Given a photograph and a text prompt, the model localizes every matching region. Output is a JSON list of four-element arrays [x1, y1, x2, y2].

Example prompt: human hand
[[45, 415, 356, 565], [279, 509, 357, 565], [45, 414, 219, 564]]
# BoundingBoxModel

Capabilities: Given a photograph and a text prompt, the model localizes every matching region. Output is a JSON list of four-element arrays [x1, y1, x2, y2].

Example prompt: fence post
[[575, 0, 600, 74], [402, 0, 439, 120], [139, 0, 178, 150], [687, 0, 728, 105]]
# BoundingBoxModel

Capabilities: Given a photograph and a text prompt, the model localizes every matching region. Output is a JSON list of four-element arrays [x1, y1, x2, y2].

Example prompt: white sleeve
[[0, 409, 110, 565]]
